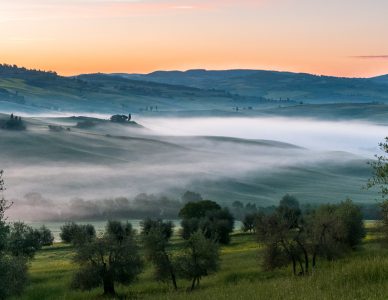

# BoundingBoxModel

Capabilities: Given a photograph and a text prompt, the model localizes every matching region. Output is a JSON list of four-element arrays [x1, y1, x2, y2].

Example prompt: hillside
[[120, 69, 388, 103], [0, 65, 257, 114], [2, 65, 388, 119], [0, 114, 376, 221]]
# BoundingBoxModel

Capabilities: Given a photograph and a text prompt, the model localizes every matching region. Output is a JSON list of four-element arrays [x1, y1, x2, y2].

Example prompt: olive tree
[[256, 195, 365, 276], [0, 170, 28, 299], [60, 222, 95, 245], [179, 200, 234, 244], [141, 219, 177, 290], [367, 138, 388, 243], [71, 221, 143, 296], [176, 230, 219, 291]]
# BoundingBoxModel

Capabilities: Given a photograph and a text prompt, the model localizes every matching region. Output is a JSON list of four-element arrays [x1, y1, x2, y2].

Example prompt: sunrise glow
[[1, 0, 388, 76]]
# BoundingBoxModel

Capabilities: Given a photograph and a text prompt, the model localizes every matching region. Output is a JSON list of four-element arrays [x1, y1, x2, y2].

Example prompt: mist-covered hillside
[[0, 113, 376, 221]]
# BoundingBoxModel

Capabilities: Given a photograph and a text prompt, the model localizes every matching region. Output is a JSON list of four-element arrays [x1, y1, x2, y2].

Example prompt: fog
[[0, 115, 384, 221], [137, 117, 387, 157]]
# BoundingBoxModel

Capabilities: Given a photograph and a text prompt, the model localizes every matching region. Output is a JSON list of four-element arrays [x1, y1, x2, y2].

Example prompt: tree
[[179, 201, 234, 244], [200, 208, 234, 244], [176, 231, 219, 291], [367, 137, 388, 200], [0, 170, 28, 299], [367, 138, 388, 243], [179, 200, 220, 219], [141, 218, 173, 240], [71, 221, 143, 296], [37, 225, 54, 246], [141, 219, 177, 290], [334, 199, 365, 249], [60, 222, 95, 245], [0, 255, 28, 300], [256, 196, 365, 276], [242, 213, 257, 233], [105, 220, 133, 243], [7, 222, 42, 259]]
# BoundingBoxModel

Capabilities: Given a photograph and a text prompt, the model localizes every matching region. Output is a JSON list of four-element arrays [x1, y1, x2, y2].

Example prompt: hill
[[2, 64, 388, 119], [119, 69, 388, 104], [0, 65, 258, 114], [0, 114, 375, 221]]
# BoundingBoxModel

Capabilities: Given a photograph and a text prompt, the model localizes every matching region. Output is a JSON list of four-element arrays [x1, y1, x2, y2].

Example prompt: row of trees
[[60, 219, 219, 296], [58, 198, 234, 296]]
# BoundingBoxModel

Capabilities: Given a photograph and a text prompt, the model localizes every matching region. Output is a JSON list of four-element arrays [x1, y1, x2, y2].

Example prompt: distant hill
[[0, 65, 259, 114], [1, 64, 388, 118], [118, 69, 388, 103], [370, 74, 388, 85]]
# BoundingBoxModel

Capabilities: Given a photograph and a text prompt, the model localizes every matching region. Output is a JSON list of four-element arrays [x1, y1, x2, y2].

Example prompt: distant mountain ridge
[[114, 69, 388, 103], [1, 64, 388, 116]]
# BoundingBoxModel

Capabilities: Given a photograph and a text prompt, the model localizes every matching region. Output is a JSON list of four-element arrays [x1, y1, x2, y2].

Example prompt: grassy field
[[12, 227, 388, 300]]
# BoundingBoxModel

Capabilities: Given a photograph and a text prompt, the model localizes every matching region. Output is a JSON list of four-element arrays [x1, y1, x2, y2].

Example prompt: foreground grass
[[13, 232, 388, 300]]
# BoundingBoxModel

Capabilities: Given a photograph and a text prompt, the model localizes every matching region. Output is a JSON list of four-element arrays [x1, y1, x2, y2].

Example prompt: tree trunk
[[297, 258, 304, 276], [292, 257, 296, 276], [164, 251, 178, 290], [312, 249, 317, 270], [103, 275, 115, 296], [190, 277, 197, 291], [296, 239, 309, 274], [170, 270, 178, 291]]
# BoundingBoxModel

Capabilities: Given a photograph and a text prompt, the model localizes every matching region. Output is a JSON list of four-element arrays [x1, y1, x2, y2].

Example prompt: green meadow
[[14, 227, 388, 300]]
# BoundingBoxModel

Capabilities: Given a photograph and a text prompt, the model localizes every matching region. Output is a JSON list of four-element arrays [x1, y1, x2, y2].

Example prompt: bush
[[0, 255, 28, 299]]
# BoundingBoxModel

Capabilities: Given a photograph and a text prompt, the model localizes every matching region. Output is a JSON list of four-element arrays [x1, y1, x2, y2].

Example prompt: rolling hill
[[1, 64, 388, 120], [119, 69, 388, 103], [0, 114, 376, 221]]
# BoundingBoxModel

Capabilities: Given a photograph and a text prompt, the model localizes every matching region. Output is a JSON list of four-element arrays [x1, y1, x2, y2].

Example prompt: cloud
[[351, 55, 388, 60]]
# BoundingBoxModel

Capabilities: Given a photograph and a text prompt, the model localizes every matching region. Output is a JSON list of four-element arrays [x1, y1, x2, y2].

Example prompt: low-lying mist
[[137, 117, 386, 157], [0, 115, 383, 221]]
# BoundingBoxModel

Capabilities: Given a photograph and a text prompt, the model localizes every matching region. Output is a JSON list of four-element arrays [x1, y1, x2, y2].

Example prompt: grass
[[12, 226, 388, 300]]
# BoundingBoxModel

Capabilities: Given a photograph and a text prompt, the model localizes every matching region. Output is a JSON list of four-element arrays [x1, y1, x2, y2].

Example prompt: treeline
[[0, 64, 58, 77], [232, 199, 382, 221], [0, 113, 26, 131]]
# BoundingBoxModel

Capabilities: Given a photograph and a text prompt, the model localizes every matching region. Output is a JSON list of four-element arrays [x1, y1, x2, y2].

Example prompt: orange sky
[[1, 0, 388, 77]]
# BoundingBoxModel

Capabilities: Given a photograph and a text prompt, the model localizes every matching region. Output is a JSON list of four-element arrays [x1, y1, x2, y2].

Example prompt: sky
[[1, 0, 388, 77]]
